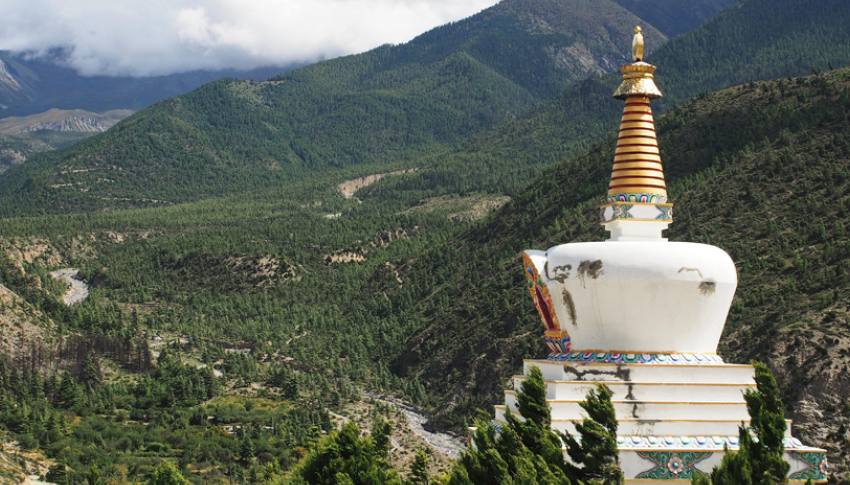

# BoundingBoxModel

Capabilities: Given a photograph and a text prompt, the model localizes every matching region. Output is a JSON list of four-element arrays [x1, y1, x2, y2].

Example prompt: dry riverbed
[[337, 169, 417, 200], [49, 268, 89, 305]]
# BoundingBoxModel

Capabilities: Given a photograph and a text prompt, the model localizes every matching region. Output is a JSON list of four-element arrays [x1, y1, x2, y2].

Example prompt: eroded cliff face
[[0, 59, 21, 92], [0, 109, 133, 135], [726, 318, 850, 482]]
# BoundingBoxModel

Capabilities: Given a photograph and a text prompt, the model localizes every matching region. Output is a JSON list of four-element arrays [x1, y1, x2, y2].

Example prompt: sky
[[0, 0, 500, 77]]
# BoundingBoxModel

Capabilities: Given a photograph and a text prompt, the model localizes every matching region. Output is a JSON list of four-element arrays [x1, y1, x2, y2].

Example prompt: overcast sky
[[0, 0, 499, 77]]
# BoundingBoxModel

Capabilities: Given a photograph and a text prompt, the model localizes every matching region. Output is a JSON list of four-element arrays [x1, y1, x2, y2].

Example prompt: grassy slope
[[387, 69, 850, 477]]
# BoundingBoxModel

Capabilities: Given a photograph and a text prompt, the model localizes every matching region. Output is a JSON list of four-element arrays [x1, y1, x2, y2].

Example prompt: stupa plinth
[[496, 27, 828, 483]]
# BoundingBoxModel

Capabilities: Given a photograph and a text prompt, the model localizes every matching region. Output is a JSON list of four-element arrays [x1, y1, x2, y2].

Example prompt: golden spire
[[609, 26, 667, 201]]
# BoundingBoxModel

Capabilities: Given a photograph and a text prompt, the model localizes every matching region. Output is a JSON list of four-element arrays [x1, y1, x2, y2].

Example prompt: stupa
[[494, 26, 828, 483]]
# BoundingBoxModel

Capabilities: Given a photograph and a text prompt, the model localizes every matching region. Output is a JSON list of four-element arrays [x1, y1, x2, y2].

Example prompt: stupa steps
[[502, 393, 750, 421], [550, 419, 793, 438], [523, 359, 755, 384], [511, 376, 755, 402], [493, 403, 793, 437]]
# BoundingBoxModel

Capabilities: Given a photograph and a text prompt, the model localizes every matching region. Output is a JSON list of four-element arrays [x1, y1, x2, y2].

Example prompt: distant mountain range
[[0, 108, 132, 135], [0, 50, 292, 117], [0, 108, 133, 171]]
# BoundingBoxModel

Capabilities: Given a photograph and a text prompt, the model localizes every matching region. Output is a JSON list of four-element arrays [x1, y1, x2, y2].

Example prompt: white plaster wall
[[525, 241, 737, 353]]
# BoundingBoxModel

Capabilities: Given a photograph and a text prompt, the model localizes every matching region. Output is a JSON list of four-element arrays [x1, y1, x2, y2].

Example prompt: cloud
[[0, 0, 499, 77]]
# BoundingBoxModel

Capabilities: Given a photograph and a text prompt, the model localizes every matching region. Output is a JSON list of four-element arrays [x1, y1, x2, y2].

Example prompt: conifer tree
[[449, 366, 622, 484], [80, 355, 103, 389], [518, 366, 550, 427], [56, 372, 80, 408], [371, 418, 392, 457], [296, 422, 402, 484], [409, 449, 430, 485], [693, 362, 790, 485], [563, 385, 623, 484], [745, 362, 789, 484], [508, 367, 571, 469], [147, 461, 191, 485]]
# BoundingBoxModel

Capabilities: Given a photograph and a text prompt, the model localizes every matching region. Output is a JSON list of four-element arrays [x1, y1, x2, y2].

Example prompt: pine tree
[[563, 385, 623, 484], [507, 370, 572, 473], [449, 365, 624, 484], [298, 422, 402, 484], [409, 449, 430, 485], [371, 418, 392, 457], [147, 461, 191, 485], [518, 366, 550, 427], [56, 372, 79, 408], [694, 362, 790, 485], [745, 362, 789, 484], [239, 433, 256, 465], [80, 354, 103, 389], [709, 446, 753, 485]]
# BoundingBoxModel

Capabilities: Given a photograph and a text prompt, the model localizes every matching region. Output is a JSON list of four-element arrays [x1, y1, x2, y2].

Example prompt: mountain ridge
[[0, 0, 679, 213], [0, 50, 292, 117]]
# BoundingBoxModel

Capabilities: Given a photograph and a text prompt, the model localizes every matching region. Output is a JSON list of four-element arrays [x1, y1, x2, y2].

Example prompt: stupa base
[[495, 358, 828, 483]]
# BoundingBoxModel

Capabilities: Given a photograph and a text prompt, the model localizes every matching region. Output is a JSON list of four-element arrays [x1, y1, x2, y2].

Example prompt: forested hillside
[[368, 0, 850, 205], [612, 0, 734, 36], [5, 0, 848, 216], [386, 68, 850, 479], [0, 0, 671, 213]]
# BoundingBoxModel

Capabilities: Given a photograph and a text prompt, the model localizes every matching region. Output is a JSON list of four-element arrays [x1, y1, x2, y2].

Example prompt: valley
[[0, 0, 849, 483]]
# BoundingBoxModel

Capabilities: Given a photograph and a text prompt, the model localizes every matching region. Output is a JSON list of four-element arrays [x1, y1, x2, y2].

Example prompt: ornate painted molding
[[546, 351, 724, 364], [522, 252, 568, 345], [635, 451, 711, 480], [619, 435, 815, 451], [544, 331, 571, 354], [788, 451, 829, 481], [607, 193, 668, 204], [600, 201, 673, 223]]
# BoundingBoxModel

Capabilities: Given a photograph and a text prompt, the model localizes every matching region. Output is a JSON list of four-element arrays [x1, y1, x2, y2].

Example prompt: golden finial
[[632, 25, 644, 62]]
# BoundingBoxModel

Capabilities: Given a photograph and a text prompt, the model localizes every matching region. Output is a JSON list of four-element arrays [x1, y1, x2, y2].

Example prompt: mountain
[[612, 0, 735, 36], [0, 108, 132, 135], [386, 68, 850, 478], [0, 51, 291, 117], [363, 0, 850, 205], [0, 109, 133, 171], [3, 0, 849, 217], [0, 0, 675, 213]]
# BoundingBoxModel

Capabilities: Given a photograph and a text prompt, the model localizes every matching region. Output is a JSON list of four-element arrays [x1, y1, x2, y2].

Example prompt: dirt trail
[[49, 268, 89, 305], [337, 169, 416, 200]]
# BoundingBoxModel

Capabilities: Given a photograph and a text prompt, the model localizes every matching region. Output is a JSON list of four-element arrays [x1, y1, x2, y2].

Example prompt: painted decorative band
[[619, 435, 812, 451], [788, 451, 829, 481], [607, 193, 668, 203], [635, 451, 711, 480], [546, 351, 723, 364]]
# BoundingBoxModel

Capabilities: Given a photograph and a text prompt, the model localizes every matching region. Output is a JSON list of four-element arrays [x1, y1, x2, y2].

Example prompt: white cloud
[[0, 0, 499, 77]]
